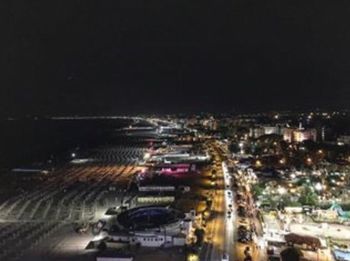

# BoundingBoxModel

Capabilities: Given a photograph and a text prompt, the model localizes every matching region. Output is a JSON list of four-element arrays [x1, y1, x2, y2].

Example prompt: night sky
[[2, 0, 350, 115]]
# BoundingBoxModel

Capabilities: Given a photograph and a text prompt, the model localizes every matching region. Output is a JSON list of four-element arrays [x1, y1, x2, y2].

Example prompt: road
[[201, 140, 338, 261], [202, 141, 266, 261], [200, 142, 235, 261]]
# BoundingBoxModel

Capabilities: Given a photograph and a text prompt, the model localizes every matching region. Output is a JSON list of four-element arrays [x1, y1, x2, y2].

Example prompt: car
[[238, 225, 248, 232], [238, 233, 252, 243], [222, 253, 229, 261], [236, 199, 245, 205], [237, 225, 253, 243], [238, 206, 246, 217], [239, 218, 249, 226], [238, 234, 248, 243], [206, 235, 213, 243], [236, 193, 243, 200], [244, 256, 253, 261], [267, 246, 274, 255]]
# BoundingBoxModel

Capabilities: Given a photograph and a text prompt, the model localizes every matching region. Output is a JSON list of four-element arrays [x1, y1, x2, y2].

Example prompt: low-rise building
[[337, 135, 350, 145]]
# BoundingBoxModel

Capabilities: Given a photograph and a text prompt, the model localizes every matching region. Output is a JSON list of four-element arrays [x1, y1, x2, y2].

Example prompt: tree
[[229, 143, 240, 154], [252, 183, 265, 198], [298, 185, 319, 206], [281, 247, 302, 261], [194, 228, 205, 246]]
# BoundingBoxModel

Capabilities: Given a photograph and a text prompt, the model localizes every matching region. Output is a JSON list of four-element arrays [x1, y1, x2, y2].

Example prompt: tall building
[[283, 124, 317, 143], [249, 124, 283, 138], [337, 135, 350, 145]]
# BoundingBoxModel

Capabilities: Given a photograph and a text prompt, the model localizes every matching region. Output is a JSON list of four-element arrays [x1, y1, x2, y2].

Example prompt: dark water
[[0, 118, 134, 168]]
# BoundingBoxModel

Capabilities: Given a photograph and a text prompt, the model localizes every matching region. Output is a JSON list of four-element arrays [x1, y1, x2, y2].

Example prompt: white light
[[315, 183, 322, 191], [92, 234, 106, 242], [278, 187, 287, 195], [143, 152, 151, 160], [71, 153, 76, 158]]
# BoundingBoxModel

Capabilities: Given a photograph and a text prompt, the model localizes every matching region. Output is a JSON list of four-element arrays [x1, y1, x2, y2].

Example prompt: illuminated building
[[337, 135, 350, 145], [249, 125, 284, 138], [283, 123, 317, 143], [105, 206, 193, 248]]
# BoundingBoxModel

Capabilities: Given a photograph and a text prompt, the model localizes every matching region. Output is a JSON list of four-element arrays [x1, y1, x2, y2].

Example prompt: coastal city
[[1, 111, 350, 261], [3, 0, 350, 260]]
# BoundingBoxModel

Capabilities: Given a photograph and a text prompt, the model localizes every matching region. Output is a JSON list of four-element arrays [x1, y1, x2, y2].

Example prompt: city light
[[3, 0, 350, 258], [2, 113, 350, 261], [277, 187, 287, 195], [315, 182, 323, 191], [187, 254, 199, 261], [255, 160, 262, 167]]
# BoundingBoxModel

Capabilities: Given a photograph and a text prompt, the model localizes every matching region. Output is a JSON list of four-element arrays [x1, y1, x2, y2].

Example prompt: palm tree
[[281, 247, 302, 261]]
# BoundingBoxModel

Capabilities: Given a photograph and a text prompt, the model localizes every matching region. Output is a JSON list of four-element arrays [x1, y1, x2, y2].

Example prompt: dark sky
[[1, 0, 350, 115]]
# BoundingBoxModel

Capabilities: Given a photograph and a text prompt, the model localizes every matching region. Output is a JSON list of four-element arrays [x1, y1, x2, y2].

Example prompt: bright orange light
[[256, 160, 262, 167]]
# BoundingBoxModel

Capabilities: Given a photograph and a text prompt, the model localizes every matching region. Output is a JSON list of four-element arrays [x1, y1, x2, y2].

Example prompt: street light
[[315, 183, 322, 191], [239, 142, 244, 154], [187, 253, 199, 261], [278, 187, 287, 195], [256, 160, 262, 168]]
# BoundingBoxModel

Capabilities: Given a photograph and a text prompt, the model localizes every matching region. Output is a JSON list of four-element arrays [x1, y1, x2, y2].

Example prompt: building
[[249, 127, 265, 138], [136, 191, 176, 205], [282, 128, 294, 142], [263, 126, 282, 135], [283, 124, 317, 143], [105, 206, 193, 248], [249, 125, 284, 138], [337, 135, 350, 145], [201, 117, 218, 131], [108, 231, 187, 248]]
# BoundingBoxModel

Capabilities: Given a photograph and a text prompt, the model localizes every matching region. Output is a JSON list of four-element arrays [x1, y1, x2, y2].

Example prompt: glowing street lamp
[[306, 157, 312, 164], [278, 187, 287, 195], [143, 152, 151, 160], [239, 142, 244, 154], [315, 182, 322, 191], [187, 254, 199, 261], [256, 160, 262, 168]]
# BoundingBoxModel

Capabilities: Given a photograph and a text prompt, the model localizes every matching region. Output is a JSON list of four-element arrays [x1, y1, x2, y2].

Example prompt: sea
[[0, 117, 135, 169]]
